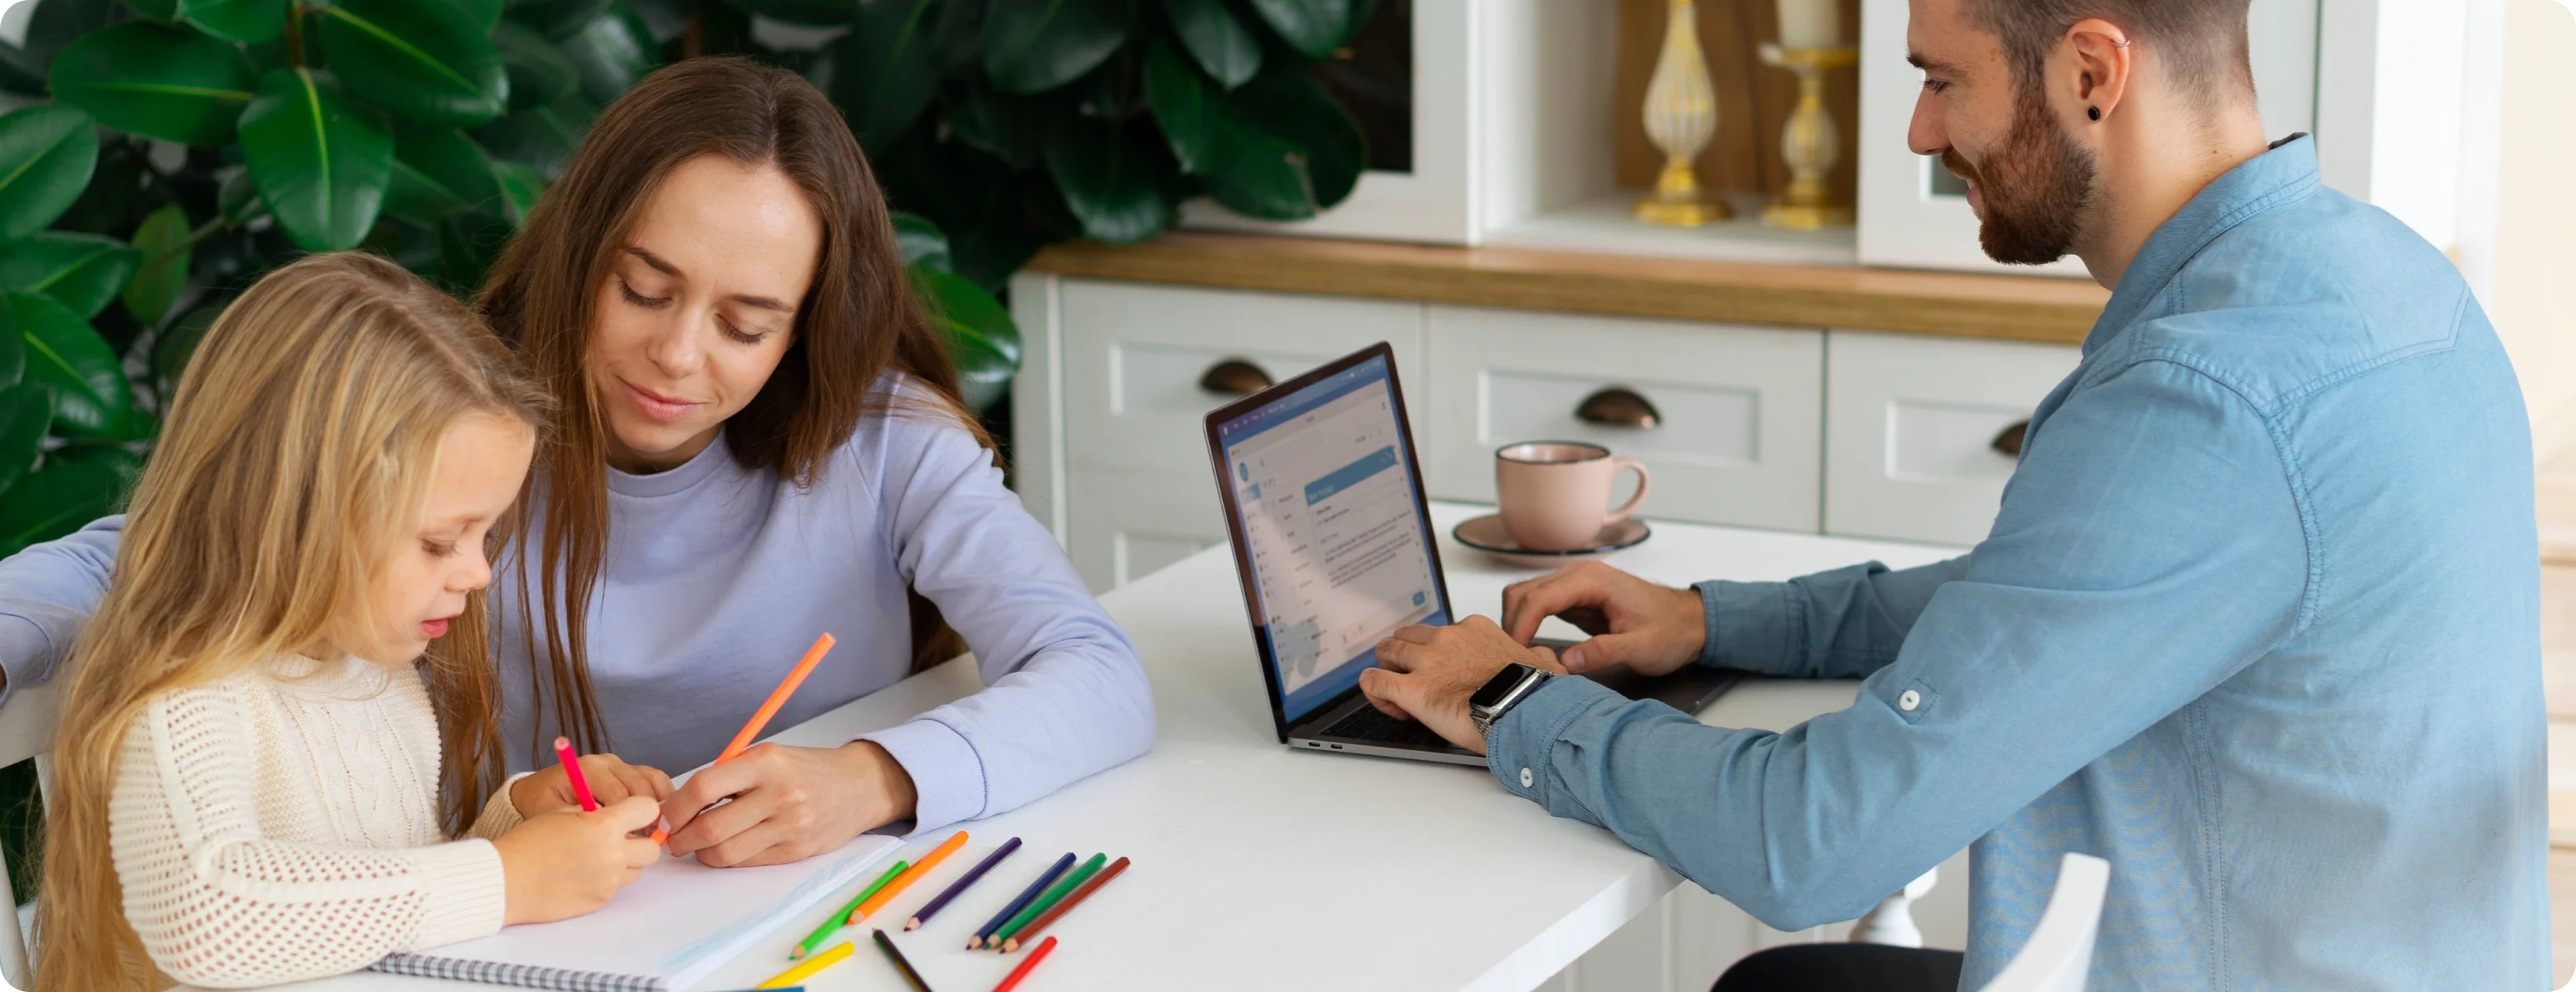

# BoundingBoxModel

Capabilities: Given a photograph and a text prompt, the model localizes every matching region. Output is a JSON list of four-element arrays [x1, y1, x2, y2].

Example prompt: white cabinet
[[1422, 307, 1824, 533], [1823, 331, 2081, 546]]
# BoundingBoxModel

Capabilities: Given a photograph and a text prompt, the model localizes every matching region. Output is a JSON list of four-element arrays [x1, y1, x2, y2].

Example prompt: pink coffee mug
[[1494, 442, 1651, 552]]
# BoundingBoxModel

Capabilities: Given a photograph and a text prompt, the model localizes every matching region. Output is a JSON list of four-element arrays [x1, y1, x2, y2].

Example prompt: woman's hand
[[493, 796, 663, 925], [658, 740, 919, 868], [1500, 561, 1708, 676], [511, 753, 674, 816]]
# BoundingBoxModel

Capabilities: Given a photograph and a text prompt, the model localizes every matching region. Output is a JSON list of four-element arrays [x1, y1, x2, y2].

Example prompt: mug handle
[[1605, 458, 1651, 523]]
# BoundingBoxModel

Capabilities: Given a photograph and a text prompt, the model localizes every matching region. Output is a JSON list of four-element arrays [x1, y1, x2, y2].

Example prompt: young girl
[[34, 253, 671, 990]]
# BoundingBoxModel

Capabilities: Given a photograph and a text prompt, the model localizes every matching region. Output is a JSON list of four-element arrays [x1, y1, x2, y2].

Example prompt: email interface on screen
[[1218, 355, 1448, 723]]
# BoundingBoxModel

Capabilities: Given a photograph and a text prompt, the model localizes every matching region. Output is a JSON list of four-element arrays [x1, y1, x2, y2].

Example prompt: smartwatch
[[1468, 663, 1554, 737]]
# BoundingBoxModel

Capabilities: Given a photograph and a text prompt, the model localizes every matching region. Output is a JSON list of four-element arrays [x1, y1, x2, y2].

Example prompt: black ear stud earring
[[2087, 106, 2102, 121]]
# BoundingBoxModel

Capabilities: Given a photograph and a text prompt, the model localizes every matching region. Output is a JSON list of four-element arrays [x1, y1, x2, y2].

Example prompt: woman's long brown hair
[[476, 57, 983, 758], [34, 253, 548, 990]]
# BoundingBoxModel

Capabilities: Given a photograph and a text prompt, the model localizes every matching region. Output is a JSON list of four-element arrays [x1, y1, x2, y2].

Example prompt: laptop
[[1203, 342, 1744, 766]]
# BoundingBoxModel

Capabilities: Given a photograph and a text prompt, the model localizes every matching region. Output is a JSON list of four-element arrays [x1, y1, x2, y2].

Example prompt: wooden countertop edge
[[1024, 233, 2109, 345]]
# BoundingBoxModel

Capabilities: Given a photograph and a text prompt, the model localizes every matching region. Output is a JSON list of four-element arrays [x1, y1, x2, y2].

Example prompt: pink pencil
[[553, 736, 598, 812]]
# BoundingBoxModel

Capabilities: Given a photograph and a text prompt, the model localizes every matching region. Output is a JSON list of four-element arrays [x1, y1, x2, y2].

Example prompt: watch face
[[1469, 665, 1531, 709]]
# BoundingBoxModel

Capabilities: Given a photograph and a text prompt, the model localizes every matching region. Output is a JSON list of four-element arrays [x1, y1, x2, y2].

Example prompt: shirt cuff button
[[1519, 767, 1535, 788], [1897, 689, 1921, 712]]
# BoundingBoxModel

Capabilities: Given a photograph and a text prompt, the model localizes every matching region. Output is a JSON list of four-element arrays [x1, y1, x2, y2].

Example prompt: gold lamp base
[[1634, 158, 1732, 227], [1761, 201, 1851, 229], [1758, 44, 1860, 231]]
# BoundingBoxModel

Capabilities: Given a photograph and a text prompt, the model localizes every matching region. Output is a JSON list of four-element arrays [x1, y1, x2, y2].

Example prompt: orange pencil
[[651, 633, 836, 845], [850, 831, 969, 924], [1002, 856, 1129, 952]]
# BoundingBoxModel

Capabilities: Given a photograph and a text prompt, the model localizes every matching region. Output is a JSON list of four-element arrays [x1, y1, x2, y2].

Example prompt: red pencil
[[1002, 857, 1128, 952], [553, 736, 597, 812], [989, 935, 1058, 992]]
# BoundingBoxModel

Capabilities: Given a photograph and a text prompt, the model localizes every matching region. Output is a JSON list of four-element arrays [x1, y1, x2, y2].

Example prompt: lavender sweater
[[0, 387, 1155, 834]]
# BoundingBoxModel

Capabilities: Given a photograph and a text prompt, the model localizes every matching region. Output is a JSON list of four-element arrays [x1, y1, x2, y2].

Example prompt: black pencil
[[907, 837, 1022, 930], [873, 929, 933, 992]]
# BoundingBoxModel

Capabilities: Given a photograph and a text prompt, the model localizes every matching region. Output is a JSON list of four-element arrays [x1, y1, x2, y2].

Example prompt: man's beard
[[1941, 89, 2097, 266]]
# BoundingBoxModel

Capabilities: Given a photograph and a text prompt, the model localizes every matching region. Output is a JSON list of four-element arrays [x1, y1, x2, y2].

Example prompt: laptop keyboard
[[1317, 704, 1454, 749]]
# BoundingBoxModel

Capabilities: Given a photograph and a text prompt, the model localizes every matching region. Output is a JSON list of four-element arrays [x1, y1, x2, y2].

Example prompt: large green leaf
[[734, 0, 852, 25], [0, 107, 100, 242], [1161, 0, 1259, 89], [943, 84, 1052, 169], [384, 123, 507, 227], [493, 160, 543, 225], [0, 385, 53, 498], [121, 0, 180, 26], [510, 0, 614, 39], [983, 0, 1132, 95], [153, 300, 220, 386], [0, 454, 132, 557], [1235, 67, 1365, 208], [496, 21, 579, 112], [317, 0, 509, 126], [217, 166, 265, 225], [122, 203, 192, 326], [0, 234, 139, 319], [832, 0, 946, 151], [1243, 0, 1363, 59], [1146, 44, 1364, 220], [47, 23, 257, 146], [892, 211, 951, 273], [239, 68, 395, 251], [1044, 119, 1176, 244], [25, 0, 118, 68], [559, 1, 656, 104], [913, 268, 1019, 413], [178, 0, 290, 43], [4, 292, 128, 437], [470, 93, 593, 179]]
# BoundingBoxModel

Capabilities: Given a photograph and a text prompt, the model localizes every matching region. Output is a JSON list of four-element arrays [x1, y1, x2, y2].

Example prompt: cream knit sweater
[[108, 654, 527, 988]]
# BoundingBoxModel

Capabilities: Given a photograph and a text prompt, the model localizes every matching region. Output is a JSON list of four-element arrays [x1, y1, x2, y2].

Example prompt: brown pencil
[[1001, 855, 1129, 953]]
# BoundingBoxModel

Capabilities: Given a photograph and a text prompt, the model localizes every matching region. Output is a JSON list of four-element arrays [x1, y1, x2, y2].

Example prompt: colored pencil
[[850, 831, 969, 924], [792, 859, 907, 961], [989, 936, 1058, 992], [1002, 856, 1128, 952], [971, 853, 1074, 949], [990, 853, 1105, 948], [907, 837, 1021, 930], [872, 929, 934, 992], [551, 736, 596, 812], [755, 940, 850, 990], [651, 633, 837, 844]]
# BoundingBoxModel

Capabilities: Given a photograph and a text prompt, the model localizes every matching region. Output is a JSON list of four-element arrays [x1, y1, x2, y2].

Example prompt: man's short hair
[[1968, 0, 2254, 110]]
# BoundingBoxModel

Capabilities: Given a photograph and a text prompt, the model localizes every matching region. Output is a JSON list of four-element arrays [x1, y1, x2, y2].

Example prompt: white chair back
[[0, 679, 63, 991], [1976, 852, 2110, 992]]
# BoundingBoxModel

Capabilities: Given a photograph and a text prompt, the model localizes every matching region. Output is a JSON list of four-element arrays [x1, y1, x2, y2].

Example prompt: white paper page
[[395, 832, 901, 989]]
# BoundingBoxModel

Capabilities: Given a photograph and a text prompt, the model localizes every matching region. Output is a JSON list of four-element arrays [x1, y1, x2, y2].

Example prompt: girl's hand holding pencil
[[513, 747, 675, 816], [492, 797, 663, 925]]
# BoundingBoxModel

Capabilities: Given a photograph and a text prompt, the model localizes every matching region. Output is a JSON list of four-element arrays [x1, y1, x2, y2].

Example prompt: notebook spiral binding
[[368, 953, 664, 992]]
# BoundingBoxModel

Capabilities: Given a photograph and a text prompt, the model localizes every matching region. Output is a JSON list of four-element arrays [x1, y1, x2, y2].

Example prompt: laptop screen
[[1213, 352, 1450, 724]]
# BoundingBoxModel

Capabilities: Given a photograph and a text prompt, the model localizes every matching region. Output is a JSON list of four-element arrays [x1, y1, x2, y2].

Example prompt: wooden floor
[[2540, 448, 2576, 984]]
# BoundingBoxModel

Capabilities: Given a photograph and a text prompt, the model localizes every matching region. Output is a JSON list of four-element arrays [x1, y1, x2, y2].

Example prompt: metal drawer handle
[[1577, 387, 1660, 429], [1992, 420, 2030, 457], [1200, 359, 1273, 396]]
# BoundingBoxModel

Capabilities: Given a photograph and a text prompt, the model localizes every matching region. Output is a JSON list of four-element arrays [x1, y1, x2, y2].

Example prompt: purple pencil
[[905, 837, 1023, 930]]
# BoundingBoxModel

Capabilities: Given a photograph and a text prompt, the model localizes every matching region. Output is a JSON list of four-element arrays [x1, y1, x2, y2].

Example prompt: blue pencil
[[907, 836, 1022, 930], [971, 852, 1074, 949]]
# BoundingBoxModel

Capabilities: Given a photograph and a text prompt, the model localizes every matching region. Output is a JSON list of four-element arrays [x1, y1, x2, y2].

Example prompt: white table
[[268, 503, 1956, 992]]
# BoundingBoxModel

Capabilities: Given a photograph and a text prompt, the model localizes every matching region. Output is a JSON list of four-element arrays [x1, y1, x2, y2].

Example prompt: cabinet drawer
[[1422, 306, 1823, 532], [1061, 280, 1425, 475], [1824, 331, 2080, 545], [1064, 469, 1230, 592]]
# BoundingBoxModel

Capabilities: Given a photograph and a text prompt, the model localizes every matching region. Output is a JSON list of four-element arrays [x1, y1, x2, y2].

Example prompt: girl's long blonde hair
[[31, 253, 549, 992]]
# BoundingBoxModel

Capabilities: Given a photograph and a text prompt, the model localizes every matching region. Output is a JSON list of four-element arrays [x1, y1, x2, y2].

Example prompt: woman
[[0, 58, 1152, 867]]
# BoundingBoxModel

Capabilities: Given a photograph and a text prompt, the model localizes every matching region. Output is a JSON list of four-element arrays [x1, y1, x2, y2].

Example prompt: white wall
[[2494, 0, 2576, 459]]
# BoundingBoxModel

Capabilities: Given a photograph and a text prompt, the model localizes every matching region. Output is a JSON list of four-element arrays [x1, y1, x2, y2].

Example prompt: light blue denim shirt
[[1485, 137, 2546, 990]]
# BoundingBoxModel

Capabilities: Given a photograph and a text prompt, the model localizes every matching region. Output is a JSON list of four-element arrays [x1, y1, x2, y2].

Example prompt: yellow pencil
[[848, 831, 969, 924], [756, 939, 851, 989]]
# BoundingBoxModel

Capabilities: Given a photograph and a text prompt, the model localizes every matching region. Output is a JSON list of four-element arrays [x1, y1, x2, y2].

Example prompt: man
[[1356, 0, 2547, 989]]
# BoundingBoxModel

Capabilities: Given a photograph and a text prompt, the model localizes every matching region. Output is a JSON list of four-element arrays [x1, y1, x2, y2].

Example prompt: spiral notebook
[[369, 832, 902, 992]]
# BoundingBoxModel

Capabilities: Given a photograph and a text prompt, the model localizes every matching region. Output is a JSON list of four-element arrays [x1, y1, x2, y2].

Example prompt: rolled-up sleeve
[[1485, 358, 2308, 929], [0, 514, 123, 707]]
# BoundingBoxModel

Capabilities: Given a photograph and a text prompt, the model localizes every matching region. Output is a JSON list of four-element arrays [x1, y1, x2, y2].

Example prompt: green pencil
[[991, 853, 1105, 948], [793, 860, 908, 961]]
